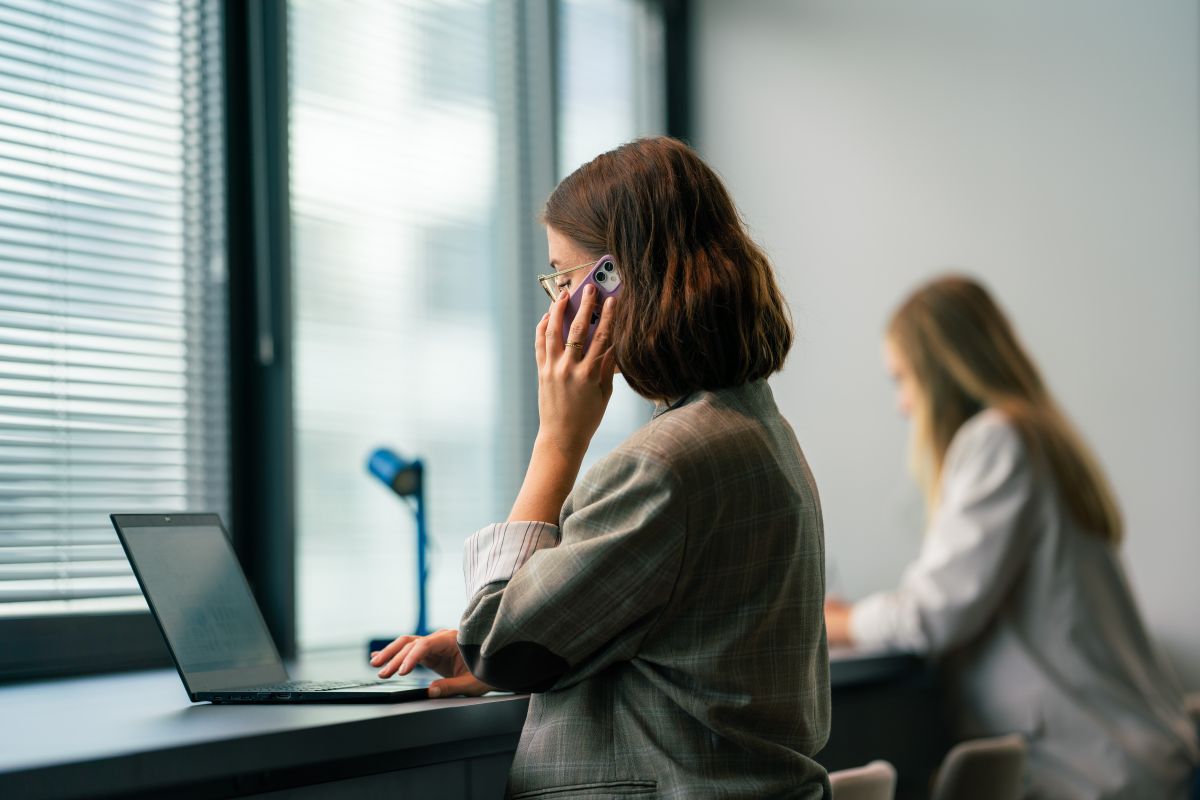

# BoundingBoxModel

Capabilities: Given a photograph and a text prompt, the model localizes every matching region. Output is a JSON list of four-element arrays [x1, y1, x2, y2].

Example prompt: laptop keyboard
[[252, 678, 419, 693]]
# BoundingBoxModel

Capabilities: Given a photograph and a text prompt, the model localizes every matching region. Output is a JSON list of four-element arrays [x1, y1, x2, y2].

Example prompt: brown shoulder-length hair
[[542, 136, 792, 400], [889, 275, 1123, 544]]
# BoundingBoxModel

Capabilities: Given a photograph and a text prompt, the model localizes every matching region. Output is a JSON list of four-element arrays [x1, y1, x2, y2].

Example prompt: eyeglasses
[[536, 257, 604, 301]]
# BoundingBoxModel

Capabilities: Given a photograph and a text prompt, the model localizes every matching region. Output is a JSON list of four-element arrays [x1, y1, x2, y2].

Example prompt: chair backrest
[[931, 734, 1027, 800], [1185, 691, 1200, 733], [1187, 692, 1200, 800], [829, 759, 897, 800]]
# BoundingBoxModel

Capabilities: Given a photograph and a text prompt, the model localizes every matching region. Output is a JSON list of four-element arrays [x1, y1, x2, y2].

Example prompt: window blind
[[0, 0, 227, 617]]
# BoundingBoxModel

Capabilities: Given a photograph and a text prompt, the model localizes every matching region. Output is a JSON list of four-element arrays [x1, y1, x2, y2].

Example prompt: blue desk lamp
[[366, 448, 430, 641]]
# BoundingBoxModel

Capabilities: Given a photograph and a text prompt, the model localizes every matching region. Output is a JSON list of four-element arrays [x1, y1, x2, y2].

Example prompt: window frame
[[0, 614, 171, 681], [224, 0, 297, 661]]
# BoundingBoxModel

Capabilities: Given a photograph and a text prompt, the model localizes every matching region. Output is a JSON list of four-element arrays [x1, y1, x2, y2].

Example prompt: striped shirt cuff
[[462, 521, 561, 600]]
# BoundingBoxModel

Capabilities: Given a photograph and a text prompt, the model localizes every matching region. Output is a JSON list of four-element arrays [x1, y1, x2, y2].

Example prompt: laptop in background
[[110, 513, 432, 704]]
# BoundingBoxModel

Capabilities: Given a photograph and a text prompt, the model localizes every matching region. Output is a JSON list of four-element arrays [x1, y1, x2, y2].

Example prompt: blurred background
[[0, 0, 1195, 693], [692, 0, 1200, 689]]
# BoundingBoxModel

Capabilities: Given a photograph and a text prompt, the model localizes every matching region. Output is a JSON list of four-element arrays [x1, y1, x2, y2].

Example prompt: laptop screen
[[113, 515, 287, 694]]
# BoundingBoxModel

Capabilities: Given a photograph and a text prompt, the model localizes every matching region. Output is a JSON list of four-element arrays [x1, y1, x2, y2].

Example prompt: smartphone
[[561, 254, 621, 351]]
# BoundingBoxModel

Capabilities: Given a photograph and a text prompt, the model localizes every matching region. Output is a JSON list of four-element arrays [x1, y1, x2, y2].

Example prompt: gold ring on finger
[[564, 341, 583, 350]]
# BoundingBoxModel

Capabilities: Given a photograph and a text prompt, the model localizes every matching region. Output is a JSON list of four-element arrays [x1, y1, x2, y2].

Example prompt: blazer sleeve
[[851, 415, 1035, 656], [457, 448, 686, 693]]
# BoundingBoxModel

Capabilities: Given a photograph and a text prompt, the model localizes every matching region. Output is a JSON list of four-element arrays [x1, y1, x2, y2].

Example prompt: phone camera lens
[[603, 261, 614, 272], [596, 272, 607, 282]]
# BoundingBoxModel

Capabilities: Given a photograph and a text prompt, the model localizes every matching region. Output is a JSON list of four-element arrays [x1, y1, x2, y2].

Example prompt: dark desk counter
[[825, 646, 945, 800], [0, 655, 528, 800], [830, 645, 923, 688], [0, 649, 930, 800]]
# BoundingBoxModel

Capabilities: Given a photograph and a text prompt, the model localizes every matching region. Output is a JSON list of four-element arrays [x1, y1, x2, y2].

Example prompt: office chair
[[930, 734, 1026, 800], [1187, 693, 1200, 800], [1186, 691, 1200, 733], [828, 759, 897, 800]]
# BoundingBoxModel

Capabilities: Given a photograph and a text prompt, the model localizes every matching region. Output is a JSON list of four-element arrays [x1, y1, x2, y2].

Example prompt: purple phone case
[[562, 255, 621, 350]]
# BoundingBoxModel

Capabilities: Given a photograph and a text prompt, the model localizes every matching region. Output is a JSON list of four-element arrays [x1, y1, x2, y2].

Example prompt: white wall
[[695, 0, 1200, 688]]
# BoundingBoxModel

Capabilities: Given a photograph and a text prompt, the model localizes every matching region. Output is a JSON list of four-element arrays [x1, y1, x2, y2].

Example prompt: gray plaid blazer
[[459, 380, 831, 799]]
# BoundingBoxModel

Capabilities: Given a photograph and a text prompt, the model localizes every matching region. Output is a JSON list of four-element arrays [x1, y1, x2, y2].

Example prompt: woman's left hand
[[506, 285, 618, 523], [370, 629, 493, 699], [535, 284, 618, 456], [824, 598, 855, 647]]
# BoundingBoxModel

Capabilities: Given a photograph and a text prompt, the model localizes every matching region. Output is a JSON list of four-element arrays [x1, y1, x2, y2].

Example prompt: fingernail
[[585, 284, 595, 296], [429, 686, 441, 698], [542, 312, 549, 320]]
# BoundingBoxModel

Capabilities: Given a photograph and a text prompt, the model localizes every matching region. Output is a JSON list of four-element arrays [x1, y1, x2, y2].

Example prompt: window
[[0, 0, 226, 676], [558, 0, 665, 179], [289, 0, 665, 651], [289, 0, 504, 649]]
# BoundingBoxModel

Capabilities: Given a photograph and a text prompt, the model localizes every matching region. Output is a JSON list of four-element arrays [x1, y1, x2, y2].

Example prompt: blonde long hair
[[889, 275, 1123, 544]]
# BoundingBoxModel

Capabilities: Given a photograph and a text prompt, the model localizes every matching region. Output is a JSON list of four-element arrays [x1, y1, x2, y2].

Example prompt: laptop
[[110, 513, 432, 704]]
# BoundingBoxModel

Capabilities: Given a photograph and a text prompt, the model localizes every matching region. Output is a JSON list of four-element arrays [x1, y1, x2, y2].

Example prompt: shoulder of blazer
[[947, 408, 1025, 463]]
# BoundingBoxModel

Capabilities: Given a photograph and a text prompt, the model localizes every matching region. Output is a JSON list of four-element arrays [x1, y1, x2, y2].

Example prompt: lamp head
[[367, 448, 424, 497]]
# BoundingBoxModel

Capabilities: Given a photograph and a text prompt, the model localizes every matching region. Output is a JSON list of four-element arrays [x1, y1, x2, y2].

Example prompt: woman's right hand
[[369, 628, 494, 698], [535, 284, 617, 457]]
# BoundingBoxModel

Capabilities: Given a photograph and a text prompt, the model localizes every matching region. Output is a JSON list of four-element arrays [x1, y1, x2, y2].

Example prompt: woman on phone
[[825, 276, 1199, 798], [371, 137, 831, 798]]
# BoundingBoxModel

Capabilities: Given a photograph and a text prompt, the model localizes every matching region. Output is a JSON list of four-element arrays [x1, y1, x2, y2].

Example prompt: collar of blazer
[[652, 392, 697, 418]]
